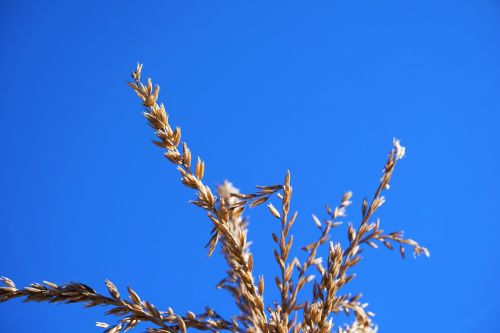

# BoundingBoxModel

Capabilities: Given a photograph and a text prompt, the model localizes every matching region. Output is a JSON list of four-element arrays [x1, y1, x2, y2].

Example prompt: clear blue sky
[[1, 1, 499, 332]]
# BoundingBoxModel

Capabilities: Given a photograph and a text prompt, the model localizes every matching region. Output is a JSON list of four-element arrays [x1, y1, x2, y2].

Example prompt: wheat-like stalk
[[0, 64, 429, 333]]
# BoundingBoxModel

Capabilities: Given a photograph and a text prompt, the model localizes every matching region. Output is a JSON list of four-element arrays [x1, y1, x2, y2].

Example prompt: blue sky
[[1, 1, 499, 332]]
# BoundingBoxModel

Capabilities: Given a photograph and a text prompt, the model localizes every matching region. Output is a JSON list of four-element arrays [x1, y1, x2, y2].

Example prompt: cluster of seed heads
[[0, 64, 428, 333]]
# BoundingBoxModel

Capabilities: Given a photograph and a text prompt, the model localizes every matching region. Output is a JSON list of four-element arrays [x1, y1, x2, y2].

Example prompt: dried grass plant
[[0, 64, 429, 333]]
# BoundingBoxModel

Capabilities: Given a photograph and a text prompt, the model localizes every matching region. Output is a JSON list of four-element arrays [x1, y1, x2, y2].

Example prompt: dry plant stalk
[[0, 64, 429, 333]]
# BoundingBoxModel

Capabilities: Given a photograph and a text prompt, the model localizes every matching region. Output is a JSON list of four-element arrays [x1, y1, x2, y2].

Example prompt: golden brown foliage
[[0, 64, 428, 333]]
